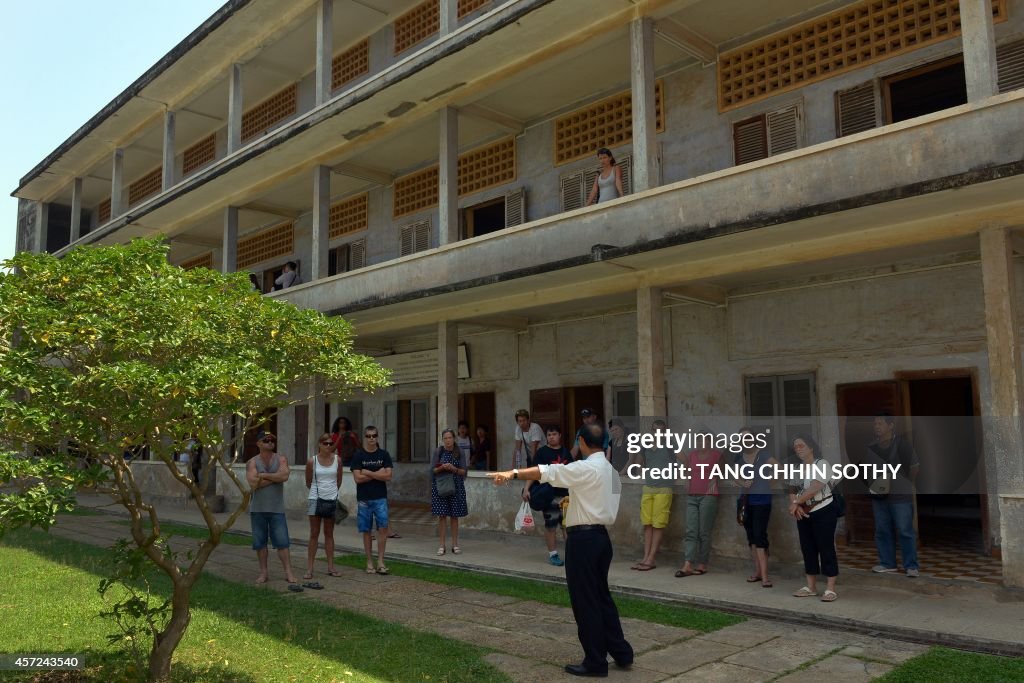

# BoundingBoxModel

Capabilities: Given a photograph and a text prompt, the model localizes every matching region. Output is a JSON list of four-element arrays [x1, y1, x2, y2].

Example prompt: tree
[[0, 238, 389, 681]]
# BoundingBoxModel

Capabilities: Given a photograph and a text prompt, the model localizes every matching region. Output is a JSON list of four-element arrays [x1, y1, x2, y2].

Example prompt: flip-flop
[[326, 570, 341, 577], [287, 584, 304, 592], [302, 581, 324, 590], [694, 569, 707, 575], [761, 580, 773, 588], [746, 575, 762, 583], [365, 566, 376, 574], [793, 586, 817, 597], [675, 569, 695, 577], [821, 590, 838, 602], [388, 532, 401, 538], [376, 566, 390, 575], [635, 563, 656, 571]]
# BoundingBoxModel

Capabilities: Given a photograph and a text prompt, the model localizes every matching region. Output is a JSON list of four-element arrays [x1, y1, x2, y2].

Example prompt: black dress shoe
[[614, 658, 633, 669], [564, 663, 608, 677]]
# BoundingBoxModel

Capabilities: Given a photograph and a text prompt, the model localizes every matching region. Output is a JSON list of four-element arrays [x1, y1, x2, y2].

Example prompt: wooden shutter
[[400, 219, 431, 256], [349, 239, 366, 270], [835, 82, 879, 137], [734, 115, 768, 165], [767, 105, 800, 155], [559, 172, 585, 212], [997, 39, 1024, 93], [504, 187, 525, 227], [618, 154, 633, 196]]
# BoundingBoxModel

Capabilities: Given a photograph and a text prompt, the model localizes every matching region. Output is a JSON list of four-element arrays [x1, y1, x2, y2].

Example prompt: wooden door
[[836, 381, 902, 544], [530, 388, 566, 438]]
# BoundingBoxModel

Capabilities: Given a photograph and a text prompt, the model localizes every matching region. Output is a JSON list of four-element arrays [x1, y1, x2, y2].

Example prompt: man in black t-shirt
[[524, 426, 573, 566], [350, 425, 394, 574]]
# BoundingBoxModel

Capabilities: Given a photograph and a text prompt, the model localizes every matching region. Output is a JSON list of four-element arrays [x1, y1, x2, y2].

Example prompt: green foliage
[[99, 539, 174, 680]]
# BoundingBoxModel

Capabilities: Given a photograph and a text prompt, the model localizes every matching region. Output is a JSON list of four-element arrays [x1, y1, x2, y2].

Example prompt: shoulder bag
[[313, 460, 338, 519], [434, 450, 458, 498]]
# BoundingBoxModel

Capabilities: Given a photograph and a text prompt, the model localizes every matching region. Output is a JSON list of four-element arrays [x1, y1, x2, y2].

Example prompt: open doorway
[[529, 385, 605, 443]]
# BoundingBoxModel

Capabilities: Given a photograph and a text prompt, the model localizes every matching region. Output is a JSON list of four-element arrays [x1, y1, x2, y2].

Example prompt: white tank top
[[597, 169, 619, 203], [309, 454, 339, 500]]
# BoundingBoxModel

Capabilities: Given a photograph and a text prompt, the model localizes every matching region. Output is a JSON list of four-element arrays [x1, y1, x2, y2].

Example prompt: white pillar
[[437, 321, 459, 437], [637, 286, 666, 417], [312, 165, 331, 280], [162, 110, 176, 190], [440, 0, 458, 35], [228, 63, 243, 153], [223, 206, 239, 273], [70, 177, 83, 243], [630, 16, 660, 193], [315, 0, 333, 105], [960, 0, 999, 102], [110, 148, 124, 218], [439, 107, 459, 245]]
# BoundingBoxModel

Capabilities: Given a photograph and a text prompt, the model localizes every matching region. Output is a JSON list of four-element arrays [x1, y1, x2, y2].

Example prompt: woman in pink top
[[675, 444, 723, 577]]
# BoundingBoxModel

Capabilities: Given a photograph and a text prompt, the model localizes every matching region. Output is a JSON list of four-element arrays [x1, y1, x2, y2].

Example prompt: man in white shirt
[[490, 423, 633, 678], [512, 408, 544, 469]]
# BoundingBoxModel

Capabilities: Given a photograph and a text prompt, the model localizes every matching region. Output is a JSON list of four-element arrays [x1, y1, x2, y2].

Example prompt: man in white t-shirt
[[512, 409, 544, 469]]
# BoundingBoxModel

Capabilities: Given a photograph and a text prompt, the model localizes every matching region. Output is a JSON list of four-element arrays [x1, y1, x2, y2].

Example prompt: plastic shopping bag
[[515, 501, 535, 533]]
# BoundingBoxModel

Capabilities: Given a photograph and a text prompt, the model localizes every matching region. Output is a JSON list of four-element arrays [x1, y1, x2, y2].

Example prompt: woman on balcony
[[585, 147, 624, 205]]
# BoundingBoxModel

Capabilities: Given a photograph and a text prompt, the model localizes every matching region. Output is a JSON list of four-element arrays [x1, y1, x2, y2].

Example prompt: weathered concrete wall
[[128, 461, 197, 506], [16, 198, 38, 254], [998, 494, 1024, 587]]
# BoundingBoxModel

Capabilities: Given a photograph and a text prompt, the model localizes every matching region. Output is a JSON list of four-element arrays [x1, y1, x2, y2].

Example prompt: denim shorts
[[357, 498, 389, 533], [250, 512, 289, 550]]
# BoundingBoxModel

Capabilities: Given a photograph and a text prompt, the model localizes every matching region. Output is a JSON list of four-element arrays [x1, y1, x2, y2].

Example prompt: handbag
[[313, 464, 339, 520], [334, 501, 349, 524], [736, 493, 748, 526], [433, 450, 459, 498], [527, 482, 555, 511]]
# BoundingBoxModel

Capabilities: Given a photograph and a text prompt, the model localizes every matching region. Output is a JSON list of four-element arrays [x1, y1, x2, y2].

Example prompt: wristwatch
[[512, 469, 519, 480]]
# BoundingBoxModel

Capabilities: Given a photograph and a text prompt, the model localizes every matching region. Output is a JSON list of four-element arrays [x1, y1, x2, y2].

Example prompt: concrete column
[[228, 63, 243, 153], [222, 206, 239, 273], [980, 227, 1024, 587], [308, 378, 326, 463], [960, 0, 999, 102], [315, 0, 333, 105], [437, 321, 459, 438], [110, 148, 124, 217], [630, 16, 660, 193], [162, 110, 176, 190], [35, 202, 47, 254], [438, 107, 459, 245], [440, 0, 459, 35], [311, 165, 331, 280], [70, 177, 83, 243], [637, 286, 666, 417]]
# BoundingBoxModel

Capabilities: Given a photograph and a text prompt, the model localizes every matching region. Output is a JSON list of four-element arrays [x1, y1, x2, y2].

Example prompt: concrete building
[[13, 0, 1024, 586]]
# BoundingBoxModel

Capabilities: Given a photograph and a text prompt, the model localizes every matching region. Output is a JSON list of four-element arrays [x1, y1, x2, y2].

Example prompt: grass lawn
[[876, 647, 1024, 682], [115, 519, 251, 546], [335, 554, 743, 633], [0, 529, 509, 683]]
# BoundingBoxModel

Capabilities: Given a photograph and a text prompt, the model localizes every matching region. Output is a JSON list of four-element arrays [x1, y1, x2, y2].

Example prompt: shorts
[[250, 512, 289, 550], [542, 497, 565, 529], [744, 503, 771, 549], [357, 498, 389, 533], [640, 489, 673, 529]]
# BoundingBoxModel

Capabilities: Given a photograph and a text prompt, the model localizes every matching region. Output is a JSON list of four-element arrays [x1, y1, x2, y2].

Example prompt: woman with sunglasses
[[304, 433, 343, 581]]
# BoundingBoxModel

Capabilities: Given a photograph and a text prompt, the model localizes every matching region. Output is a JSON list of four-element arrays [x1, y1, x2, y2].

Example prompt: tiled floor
[[839, 521, 1003, 584]]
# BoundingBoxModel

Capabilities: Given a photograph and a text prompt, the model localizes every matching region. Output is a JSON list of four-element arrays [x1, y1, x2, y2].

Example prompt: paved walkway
[[51, 512, 932, 682]]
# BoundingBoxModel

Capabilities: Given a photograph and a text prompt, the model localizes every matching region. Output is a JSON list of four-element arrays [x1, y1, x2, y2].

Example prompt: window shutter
[[583, 167, 599, 201], [559, 172, 585, 212], [767, 104, 800, 155], [349, 239, 366, 270], [617, 154, 633, 196], [997, 39, 1024, 93], [400, 225, 415, 256], [414, 220, 430, 252], [734, 115, 768, 165], [504, 187, 525, 227], [835, 82, 879, 137]]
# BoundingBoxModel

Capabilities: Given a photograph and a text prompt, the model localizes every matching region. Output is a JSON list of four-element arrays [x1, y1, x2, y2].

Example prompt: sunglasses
[[364, 434, 378, 439], [260, 437, 276, 443], [319, 440, 333, 445]]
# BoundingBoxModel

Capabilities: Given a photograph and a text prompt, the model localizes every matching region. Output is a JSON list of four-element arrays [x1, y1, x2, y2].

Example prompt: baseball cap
[[580, 408, 595, 417]]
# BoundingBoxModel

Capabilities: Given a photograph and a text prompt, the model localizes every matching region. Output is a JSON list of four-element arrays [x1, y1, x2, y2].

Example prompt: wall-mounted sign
[[376, 344, 470, 384]]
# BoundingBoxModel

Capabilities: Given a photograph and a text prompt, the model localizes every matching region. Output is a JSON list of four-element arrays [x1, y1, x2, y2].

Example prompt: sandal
[[365, 566, 376, 574], [635, 563, 656, 571], [761, 580, 773, 588], [376, 566, 390, 575], [287, 584, 304, 592], [388, 532, 402, 538], [746, 575, 762, 583], [451, 546, 462, 555], [326, 570, 341, 577], [301, 573, 313, 580], [302, 581, 324, 590], [792, 586, 817, 597], [437, 547, 446, 556], [821, 590, 838, 602], [675, 569, 695, 577]]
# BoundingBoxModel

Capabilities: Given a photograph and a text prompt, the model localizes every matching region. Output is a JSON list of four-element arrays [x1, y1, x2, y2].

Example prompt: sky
[[0, 1, 226, 264]]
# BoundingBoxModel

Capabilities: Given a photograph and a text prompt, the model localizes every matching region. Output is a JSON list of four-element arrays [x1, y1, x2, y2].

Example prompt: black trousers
[[797, 503, 839, 577], [564, 527, 633, 673]]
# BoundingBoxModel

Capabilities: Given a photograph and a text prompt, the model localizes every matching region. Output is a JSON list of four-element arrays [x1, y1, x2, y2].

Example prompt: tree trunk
[[147, 580, 192, 682]]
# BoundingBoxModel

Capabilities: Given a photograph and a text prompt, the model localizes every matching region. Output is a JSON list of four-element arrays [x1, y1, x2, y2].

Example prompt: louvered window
[[733, 105, 802, 165], [835, 82, 880, 137], [504, 187, 525, 227], [997, 38, 1024, 93], [559, 173, 585, 212], [746, 373, 817, 458], [241, 84, 298, 143], [400, 220, 431, 256], [182, 134, 216, 175], [128, 167, 162, 206], [328, 239, 366, 275], [97, 197, 112, 223]]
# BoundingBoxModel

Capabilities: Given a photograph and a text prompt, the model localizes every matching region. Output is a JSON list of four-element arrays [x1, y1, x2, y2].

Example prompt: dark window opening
[[462, 197, 505, 239], [884, 56, 966, 124]]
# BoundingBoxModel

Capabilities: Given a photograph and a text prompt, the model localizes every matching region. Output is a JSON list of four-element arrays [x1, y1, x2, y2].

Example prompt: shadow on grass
[[2, 529, 508, 683]]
